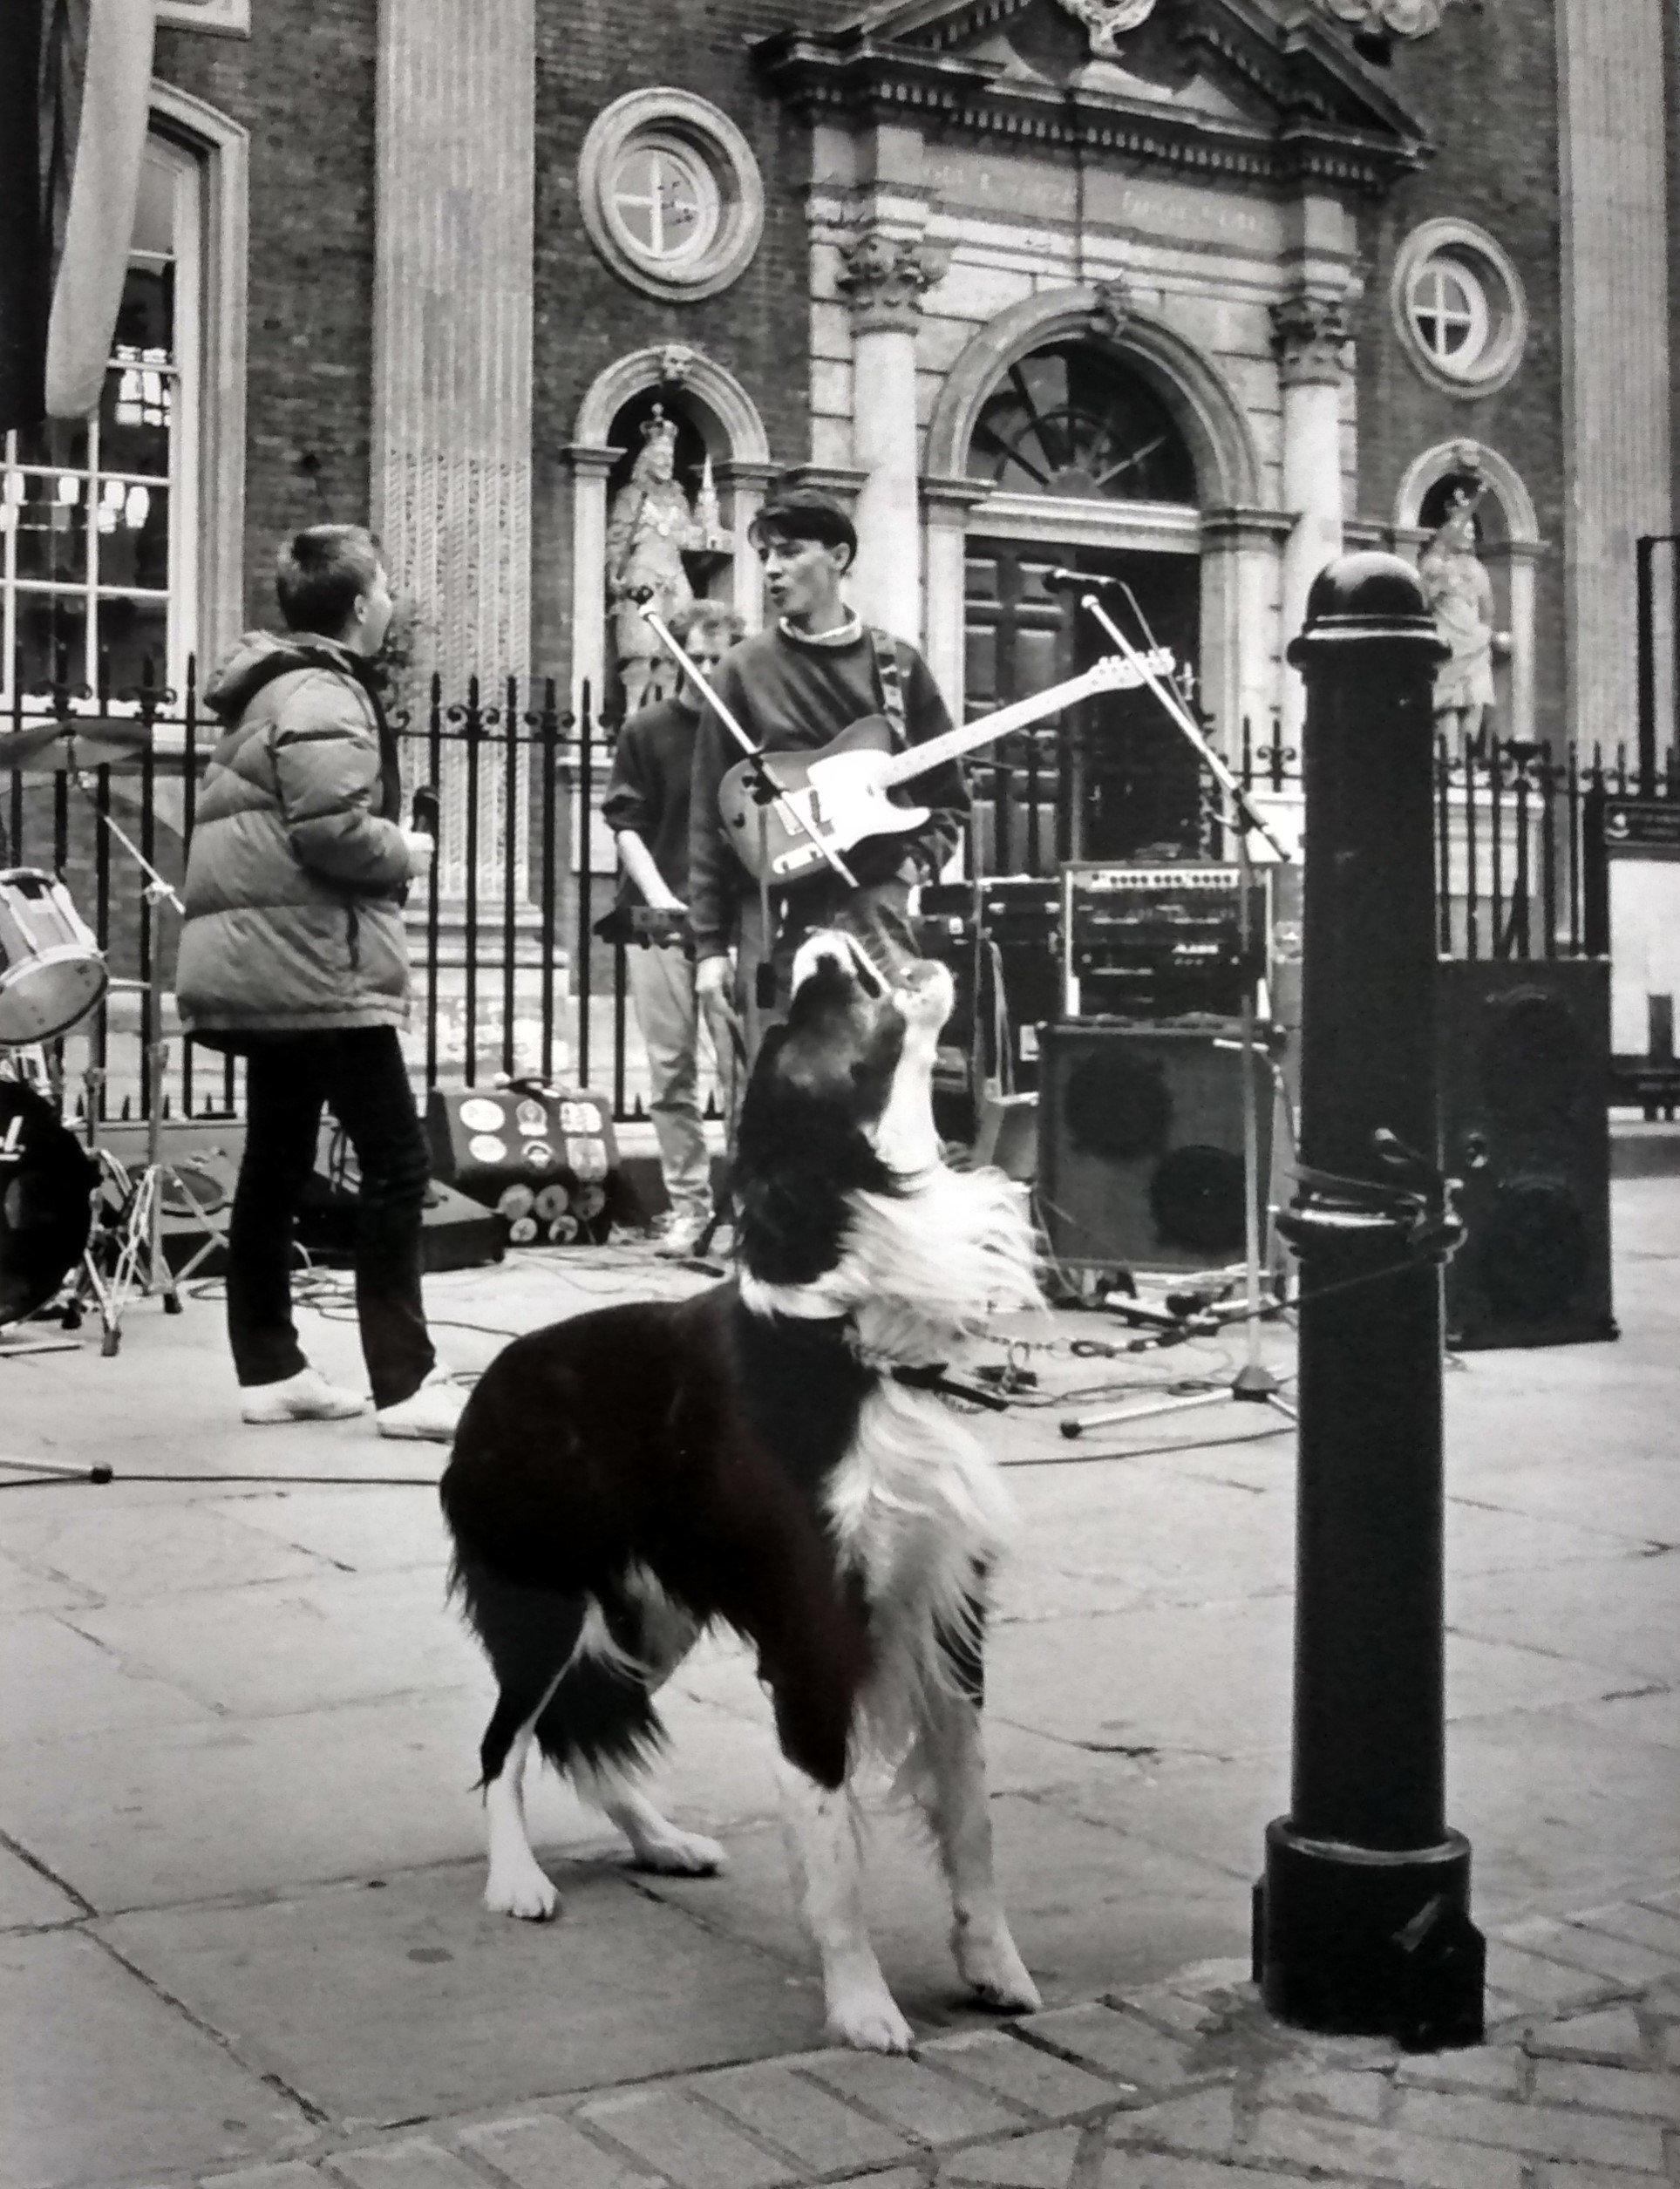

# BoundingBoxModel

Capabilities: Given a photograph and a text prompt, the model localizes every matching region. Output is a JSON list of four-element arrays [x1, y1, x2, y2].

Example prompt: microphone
[[411, 784, 439, 838], [1042, 567, 1127, 595]]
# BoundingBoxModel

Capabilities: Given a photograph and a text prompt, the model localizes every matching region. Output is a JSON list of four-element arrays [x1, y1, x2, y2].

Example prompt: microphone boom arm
[[1057, 576, 1292, 865]]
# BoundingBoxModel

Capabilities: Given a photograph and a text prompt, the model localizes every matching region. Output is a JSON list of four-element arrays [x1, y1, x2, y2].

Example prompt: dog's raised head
[[733, 933, 955, 1289]]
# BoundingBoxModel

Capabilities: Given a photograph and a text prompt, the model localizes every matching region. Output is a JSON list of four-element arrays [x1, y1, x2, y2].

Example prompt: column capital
[[1271, 290, 1354, 387], [777, 462, 868, 506], [835, 228, 950, 335], [555, 441, 624, 479], [920, 473, 992, 518], [713, 458, 785, 493], [1201, 504, 1296, 552]]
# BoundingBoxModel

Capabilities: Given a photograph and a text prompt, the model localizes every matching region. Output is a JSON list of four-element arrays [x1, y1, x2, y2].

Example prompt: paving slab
[[65, 1565, 485, 1718], [689, 2058, 915, 2174], [942, 2124, 1084, 2184], [0, 1689, 497, 1911], [0, 1544, 99, 1616], [204, 1486, 454, 1577], [0, 1839, 85, 1929], [984, 1595, 1294, 1760], [0, 1928, 310, 2189], [1446, 1549, 1680, 1684], [1, 1608, 219, 1744], [457, 2111, 661, 2188], [576, 2085, 797, 2186], [98, 1861, 822, 2130], [0, 1499, 334, 1602], [636, 1797, 1247, 2024]]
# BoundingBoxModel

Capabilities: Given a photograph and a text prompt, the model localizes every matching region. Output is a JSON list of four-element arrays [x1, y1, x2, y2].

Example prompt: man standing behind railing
[[601, 600, 745, 1260]]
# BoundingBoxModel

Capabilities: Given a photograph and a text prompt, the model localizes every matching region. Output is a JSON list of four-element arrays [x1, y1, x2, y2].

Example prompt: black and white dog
[[440, 932, 1041, 2050]]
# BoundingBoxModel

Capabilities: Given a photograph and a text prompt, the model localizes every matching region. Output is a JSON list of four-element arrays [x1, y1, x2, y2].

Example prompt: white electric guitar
[[718, 649, 1176, 886]]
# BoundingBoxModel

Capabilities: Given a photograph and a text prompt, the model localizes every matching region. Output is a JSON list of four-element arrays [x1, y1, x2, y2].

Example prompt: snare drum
[[0, 869, 108, 1044]]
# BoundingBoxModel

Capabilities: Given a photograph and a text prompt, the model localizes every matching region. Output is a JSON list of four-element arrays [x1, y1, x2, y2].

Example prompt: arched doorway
[[962, 337, 1203, 873]]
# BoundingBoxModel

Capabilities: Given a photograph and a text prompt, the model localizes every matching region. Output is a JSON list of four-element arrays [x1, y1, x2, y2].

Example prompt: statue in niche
[[606, 407, 710, 717], [1418, 479, 1507, 748]]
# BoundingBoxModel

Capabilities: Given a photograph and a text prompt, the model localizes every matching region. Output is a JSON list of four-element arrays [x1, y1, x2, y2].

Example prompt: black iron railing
[[3, 655, 1677, 1123]]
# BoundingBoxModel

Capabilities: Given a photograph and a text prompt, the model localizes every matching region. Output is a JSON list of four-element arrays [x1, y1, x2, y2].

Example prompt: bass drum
[[0, 1081, 95, 1325]]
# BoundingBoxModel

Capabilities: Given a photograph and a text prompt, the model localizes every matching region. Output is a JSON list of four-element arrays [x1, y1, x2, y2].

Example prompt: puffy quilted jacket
[[175, 633, 414, 1043]]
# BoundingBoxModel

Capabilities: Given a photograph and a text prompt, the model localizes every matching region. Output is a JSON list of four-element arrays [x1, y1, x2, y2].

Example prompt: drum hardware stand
[[69, 790, 225, 1356], [1056, 580, 1296, 1442]]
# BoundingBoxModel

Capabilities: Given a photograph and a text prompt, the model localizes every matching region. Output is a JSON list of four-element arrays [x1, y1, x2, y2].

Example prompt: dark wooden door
[[964, 537, 1201, 874]]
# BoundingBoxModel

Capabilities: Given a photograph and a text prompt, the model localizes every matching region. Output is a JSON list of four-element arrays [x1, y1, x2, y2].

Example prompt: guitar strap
[[869, 627, 908, 751]]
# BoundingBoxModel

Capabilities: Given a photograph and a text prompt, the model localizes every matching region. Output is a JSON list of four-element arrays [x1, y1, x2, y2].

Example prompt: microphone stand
[[1056, 581, 1296, 1439], [68, 770, 224, 1355], [635, 597, 858, 889]]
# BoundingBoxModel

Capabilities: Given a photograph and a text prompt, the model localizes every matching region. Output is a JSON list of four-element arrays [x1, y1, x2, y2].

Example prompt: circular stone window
[[1392, 219, 1527, 396], [580, 90, 763, 303]]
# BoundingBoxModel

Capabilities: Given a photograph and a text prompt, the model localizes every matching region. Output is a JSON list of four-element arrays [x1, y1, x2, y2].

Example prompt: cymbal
[[0, 717, 156, 771]]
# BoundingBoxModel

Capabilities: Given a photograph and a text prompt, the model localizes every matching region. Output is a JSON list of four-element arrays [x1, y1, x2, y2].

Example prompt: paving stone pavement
[[175, 1883, 1680, 2189]]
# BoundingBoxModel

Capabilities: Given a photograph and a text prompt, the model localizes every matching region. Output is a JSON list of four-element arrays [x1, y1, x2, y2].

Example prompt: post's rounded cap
[[1288, 552, 1446, 664]]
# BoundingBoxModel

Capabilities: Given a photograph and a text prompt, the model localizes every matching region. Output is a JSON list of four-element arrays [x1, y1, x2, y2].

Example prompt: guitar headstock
[[1084, 647, 1177, 695]]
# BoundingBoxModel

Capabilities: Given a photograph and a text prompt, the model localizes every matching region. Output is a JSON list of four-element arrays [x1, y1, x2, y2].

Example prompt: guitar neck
[[876, 656, 1167, 789]]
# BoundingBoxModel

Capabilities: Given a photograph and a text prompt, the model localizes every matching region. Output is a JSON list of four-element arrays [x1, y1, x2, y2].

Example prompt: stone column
[[715, 459, 783, 634], [836, 229, 947, 643], [1272, 292, 1351, 740], [920, 475, 990, 738], [1200, 506, 1295, 779], [372, 0, 534, 693], [1559, 0, 1671, 749]]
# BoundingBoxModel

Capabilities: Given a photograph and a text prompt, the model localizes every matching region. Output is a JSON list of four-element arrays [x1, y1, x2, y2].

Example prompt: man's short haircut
[[275, 524, 384, 636], [670, 599, 745, 649], [748, 488, 857, 572]]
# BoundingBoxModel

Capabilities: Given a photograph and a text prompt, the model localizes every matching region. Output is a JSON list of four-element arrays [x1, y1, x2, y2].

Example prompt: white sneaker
[[375, 1368, 467, 1443], [655, 1213, 711, 1261], [241, 1366, 368, 1425]]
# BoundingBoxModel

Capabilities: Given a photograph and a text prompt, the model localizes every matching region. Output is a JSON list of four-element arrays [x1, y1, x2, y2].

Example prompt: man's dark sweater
[[686, 622, 969, 961], [600, 696, 699, 935]]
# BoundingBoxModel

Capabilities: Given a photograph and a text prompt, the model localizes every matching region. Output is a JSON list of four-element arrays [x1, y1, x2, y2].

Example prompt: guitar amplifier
[[1061, 862, 1269, 1023], [425, 1083, 617, 1245], [922, 878, 1060, 1093]]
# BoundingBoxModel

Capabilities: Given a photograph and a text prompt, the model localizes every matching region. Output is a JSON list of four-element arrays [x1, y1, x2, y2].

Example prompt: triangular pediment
[[756, 0, 1431, 197]]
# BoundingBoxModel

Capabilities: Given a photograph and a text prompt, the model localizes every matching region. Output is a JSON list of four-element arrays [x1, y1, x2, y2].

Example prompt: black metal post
[[1636, 534, 1656, 797], [1255, 554, 1485, 2050]]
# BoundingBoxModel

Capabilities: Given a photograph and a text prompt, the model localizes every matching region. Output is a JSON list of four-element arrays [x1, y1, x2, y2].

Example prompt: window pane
[[15, 594, 88, 693], [12, 417, 91, 471], [113, 261, 173, 364], [96, 482, 169, 590], [94, 596, 169, 692], [14, 474, 90, 584]]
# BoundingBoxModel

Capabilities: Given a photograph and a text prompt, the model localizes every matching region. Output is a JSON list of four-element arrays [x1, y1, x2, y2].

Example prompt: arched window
[[968, 341, 1197, 505], [1, 134, 201, 704]]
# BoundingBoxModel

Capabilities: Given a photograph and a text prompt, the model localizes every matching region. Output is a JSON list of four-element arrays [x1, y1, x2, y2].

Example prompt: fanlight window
[[969, 342, 1196, 504]]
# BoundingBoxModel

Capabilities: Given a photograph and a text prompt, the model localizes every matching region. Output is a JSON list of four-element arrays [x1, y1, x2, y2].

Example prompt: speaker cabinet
[[1037, 1023, 1272, 1275], [1439, 958, 1615, 1350]]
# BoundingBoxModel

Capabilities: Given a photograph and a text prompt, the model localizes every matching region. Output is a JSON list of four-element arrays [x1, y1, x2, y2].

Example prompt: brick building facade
[[3, 0, 1675, 879]]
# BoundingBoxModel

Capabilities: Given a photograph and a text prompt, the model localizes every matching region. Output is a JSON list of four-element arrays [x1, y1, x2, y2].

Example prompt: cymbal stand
[[72, 789, 222, 1356], [1059, 584, 1296, 1442]]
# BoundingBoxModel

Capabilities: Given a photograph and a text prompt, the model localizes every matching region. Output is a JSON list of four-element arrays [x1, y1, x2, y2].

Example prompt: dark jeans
[[227, 1026, 435, 1408]]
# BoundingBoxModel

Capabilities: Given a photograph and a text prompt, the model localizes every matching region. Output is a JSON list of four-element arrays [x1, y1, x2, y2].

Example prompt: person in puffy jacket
[[176, 524, 462, 1441]]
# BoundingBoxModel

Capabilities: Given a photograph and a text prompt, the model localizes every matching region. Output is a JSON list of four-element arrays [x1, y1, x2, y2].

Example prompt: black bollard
[[1254, 554, 1486, 2050]]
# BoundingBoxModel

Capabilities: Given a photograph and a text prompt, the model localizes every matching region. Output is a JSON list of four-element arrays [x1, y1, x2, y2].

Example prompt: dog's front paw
[[631, 1826, 727, 1877], [484, 1865, 561, 1921], [956, 1925, 1041, 2014], [826, 1985, 915, 2054]]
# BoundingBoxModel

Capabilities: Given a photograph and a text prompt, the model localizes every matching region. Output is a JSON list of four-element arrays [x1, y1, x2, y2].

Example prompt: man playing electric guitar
[[689, 489, 967, 1060]]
